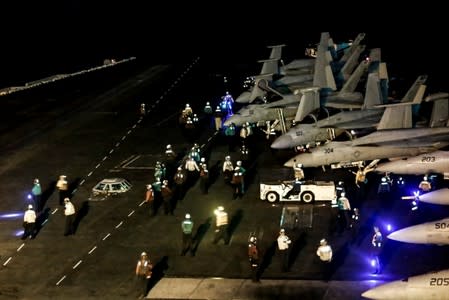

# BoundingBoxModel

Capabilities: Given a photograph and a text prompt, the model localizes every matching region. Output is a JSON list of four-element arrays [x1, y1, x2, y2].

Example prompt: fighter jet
[[361, 268, 449, 299], [271, 69, 387, 149], [402, 188, 449, 205], [387, 217, 449, 245], [284, 82, 449, 168], [375, 150, 449, 179]]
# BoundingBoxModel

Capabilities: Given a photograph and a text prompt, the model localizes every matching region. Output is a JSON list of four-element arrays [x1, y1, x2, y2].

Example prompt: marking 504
[[430, 277, 449, 286], [421, 156, 436, 162], [434, 223, 449, 229]]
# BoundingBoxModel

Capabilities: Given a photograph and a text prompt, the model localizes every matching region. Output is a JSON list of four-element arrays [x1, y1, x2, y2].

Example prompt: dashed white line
[[88, 246, 97, 254], [109, 149, 114, 154], [52, 208, 59, 214], [73, 260, 82, 269], [56, 275, 66, 285], [121, 136, 126, 141], [42, 219, 49, 226], [128, 210, 135, 217], [132, 124, 137, 129], [95, 163, 101, 169], [137, 119, 142, 124], [87, 171, 93, 177], [3, 257, 12, 266], [127, 130, 132, 135], [102, 233, 111, 240], [17, 244, 25, 252], [115, 142, 121, 147], [138, 200, 146, 207], [80, 179, 86, 185], [115, 221, 123, 228], [71, 188, 77, 194]]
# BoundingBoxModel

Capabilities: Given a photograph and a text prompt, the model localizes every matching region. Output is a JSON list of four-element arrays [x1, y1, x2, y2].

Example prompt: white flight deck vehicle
[[260, 180, 336, 203], [362, 268, 449, 300], [92, 178, 132, 196]]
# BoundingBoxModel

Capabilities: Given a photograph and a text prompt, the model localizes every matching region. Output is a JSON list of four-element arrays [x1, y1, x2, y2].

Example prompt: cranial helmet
[[225, 156, 231, 161], [34, 178, 39, 184], [28, 204, 33, 209], [141, 252, 147, 257], [185, 213, 191, 219], [206, 102, 210, 105], [296, 163, 303, 168], [185, 104, 190, 108], [217, 206, 224, 212], [381, 177, 387, 182], [280, 228, 285, 233], [178, 166, 182, 171], [423, 176, 428, 181], [320, 239, 327, 245], [341, 192, 346, 197], [249, 236, 257, 243], [236, 161, 242, 166], [338, 181, 343, 185], [166, 144, 171, 149], [64, 198, 70, 203]]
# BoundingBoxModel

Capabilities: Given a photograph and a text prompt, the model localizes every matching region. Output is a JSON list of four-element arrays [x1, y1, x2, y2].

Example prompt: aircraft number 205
[[434, 223, 449, 229], [421, 156, 436, 162], [430, 277, 449, 286]]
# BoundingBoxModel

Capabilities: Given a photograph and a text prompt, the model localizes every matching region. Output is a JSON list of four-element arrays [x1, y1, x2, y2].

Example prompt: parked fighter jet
[[375, 150, 449, 179], [402, 188, 449, 205], [387, 217, 449, 245], [361, 268, 449, 299], [284, 81, 449, 168], [271, 69, 386, 149]]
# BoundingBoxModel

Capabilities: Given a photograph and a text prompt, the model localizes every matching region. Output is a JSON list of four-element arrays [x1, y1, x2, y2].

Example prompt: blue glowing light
[[371, 259, 376, 267], [387, 224, 392, 232], [413, 191, 420, 197], [27, 194, 32, 200], [0, 212, 23, 220]]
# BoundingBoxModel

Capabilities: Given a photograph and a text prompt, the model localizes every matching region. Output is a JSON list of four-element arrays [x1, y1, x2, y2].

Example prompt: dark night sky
[[0, 1, 447, 92]]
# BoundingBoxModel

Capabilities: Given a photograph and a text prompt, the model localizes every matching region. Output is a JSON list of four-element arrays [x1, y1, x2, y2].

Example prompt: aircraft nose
[[236, 91, 251, 103], [387, 226, 424, 244], [271, 135, 293, 149], [361, 281, 407, 299]]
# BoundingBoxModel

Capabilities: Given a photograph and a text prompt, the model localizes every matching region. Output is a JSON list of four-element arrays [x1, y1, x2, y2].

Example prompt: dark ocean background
[[0, 1, 446, 94]]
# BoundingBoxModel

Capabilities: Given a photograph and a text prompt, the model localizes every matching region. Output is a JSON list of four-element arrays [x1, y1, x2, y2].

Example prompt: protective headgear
[[320, 239, 327, 245], [185, 213, 191, 219], [236, 161, 242, 166], [185, 104, 190, 108], [249, 236, 257, 243], [217, 206, 224, 212], [280, 228, 285, 233], [141, 252, 147, 257], [146, 184, 152, 190], [341, 192, 346, 197], [28, 204, 33, 209], [166, 144, 172, 149], [206, 102, 210, 105], [177, 166, 182, 171], [200, 157, 206, 163], [163, 180, 168, 185], [34, 178, 39, 184], [381, 177, 387, 182], [423, 176, 428, 181], [296, 163, 303, 168], [338, 181, 343, 185], [225, 156, 231, 161], [64, 198, 70, 203]]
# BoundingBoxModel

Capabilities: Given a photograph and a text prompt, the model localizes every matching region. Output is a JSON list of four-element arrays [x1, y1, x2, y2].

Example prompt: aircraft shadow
[[287, 231, 307, 271], [226, 209, 243, 244], [40, 180, 56, 212]]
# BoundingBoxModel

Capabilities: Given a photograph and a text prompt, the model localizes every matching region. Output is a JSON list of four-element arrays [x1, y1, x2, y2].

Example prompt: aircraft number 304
[[421, 156, 436, 162], [434, 222, 449, 229], [430, 277, 449, 286]]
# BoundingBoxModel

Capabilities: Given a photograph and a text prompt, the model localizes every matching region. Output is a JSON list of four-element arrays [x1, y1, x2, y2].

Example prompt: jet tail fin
[[267, 44, 286, 60], [258, 58, 279, 76], [427, 94, 449, 128], [313, 32, 337, 91], [339, 33, 366, 63], [339, 59, 370, 94], [294, 87, 321, 122], [376, 82, 426, 130], [340, 45, 366, 81], [362, 72, 382, 109]]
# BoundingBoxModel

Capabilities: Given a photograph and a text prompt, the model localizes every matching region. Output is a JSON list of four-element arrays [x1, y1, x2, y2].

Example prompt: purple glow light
[[0, 212, 23, 219]]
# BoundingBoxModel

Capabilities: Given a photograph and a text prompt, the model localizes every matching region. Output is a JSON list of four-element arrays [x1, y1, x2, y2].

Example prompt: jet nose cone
[[236, 91, 251, 103], [387, 226, 423, 244], [271, 135, 293, 149]]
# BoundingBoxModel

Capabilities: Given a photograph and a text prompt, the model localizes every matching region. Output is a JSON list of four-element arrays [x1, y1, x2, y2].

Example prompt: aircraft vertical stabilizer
[[362, 72, 382, 109], [429, 98, 449, 128], [376, 79, 426, 130], [340, 45, 366, 81], [294, 87, 321, 122], [313, 32, 337, 91], [338, 59, 370, 94], [259, 59, 279, 77], [267, 44, 285, 60], [339, 32, 366, 63]]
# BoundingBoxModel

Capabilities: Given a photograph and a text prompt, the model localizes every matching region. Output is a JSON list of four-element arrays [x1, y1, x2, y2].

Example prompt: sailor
[[248, 235, 260, 282], [371, 226, 383, 274], [377, 176, 391, 194], [135, 252, 153, 298], [335, 181, 346, 198], [277, 228, 291, 272], [203, 101, 213, 115], [316, 238, 333, 262], [214, 106, 223, 131], [145, 184, 156, 216], [31, 178, 42, 213], [63, 198, 76, 236], [418, 175, 432, 193], [173, 166, 187, 200], [140, 103, 146, 116], [22, 204, 37, 239], [181, 213, 194, 256], [222, 155, 234, 184], [337, 192, 351, 231], [213, 206, 229, 245], [56, 175, 68, 206]]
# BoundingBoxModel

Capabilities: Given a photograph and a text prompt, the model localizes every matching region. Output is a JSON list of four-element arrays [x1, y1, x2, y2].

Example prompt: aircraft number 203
[[434, 222, 449, 229], [421, 156, 436, 162], [429, 277, 449, 286]]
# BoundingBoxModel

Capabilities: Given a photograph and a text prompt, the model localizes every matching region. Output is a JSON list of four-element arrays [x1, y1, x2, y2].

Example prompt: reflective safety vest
[[317, 245, 332, 262]]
